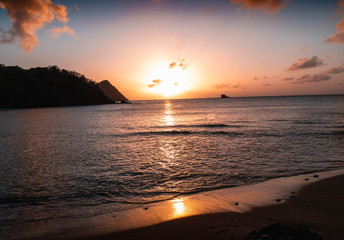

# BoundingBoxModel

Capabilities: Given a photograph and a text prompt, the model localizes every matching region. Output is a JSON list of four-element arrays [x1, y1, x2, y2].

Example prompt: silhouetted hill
[[98, 80, 129, 102], [0, 64, 128, 108]]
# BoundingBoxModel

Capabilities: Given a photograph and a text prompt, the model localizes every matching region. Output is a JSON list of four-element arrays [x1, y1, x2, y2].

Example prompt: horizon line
[[131, 93, 344, 101]]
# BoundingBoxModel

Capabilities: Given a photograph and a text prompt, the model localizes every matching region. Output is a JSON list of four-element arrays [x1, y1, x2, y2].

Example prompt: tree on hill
[[0, 65, 117, 108]]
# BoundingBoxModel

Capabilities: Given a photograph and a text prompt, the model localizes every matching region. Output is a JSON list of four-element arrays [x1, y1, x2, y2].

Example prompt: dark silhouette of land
[[98, 80, 129, 103], [0, 64, 129, 108]]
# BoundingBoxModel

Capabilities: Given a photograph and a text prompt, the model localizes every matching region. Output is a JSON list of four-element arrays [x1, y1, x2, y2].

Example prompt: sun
[[146, 59, 192, 97]]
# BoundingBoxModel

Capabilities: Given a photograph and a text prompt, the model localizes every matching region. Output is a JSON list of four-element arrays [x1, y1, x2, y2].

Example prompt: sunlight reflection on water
[[163, 101, 175, 126]]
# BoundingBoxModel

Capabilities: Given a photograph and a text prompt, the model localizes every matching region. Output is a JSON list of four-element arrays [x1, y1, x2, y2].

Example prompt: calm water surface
[[1, 95, 344, 228]]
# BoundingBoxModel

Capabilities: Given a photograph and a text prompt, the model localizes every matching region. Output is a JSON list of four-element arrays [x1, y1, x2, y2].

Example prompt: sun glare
[[172, 199, 185, 216], [146, 60, 192, 97]]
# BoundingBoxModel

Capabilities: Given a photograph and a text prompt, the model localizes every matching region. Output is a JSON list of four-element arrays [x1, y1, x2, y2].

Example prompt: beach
[[73, 172, 344, 240], [4, 171, 344, 240]]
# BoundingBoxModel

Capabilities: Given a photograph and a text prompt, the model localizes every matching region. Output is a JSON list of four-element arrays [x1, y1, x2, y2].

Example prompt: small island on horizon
[[0, 64, 130, 109], [221, 94, 230, 98]]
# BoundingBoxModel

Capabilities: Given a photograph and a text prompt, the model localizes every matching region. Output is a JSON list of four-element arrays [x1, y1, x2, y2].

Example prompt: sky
[[0, 0, 344, 100]]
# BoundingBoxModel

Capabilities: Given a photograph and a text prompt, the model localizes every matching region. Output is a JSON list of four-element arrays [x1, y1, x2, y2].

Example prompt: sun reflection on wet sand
[[172, 199, 186, 217]]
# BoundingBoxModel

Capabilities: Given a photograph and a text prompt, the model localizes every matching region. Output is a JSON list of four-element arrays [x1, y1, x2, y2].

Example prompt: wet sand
[[74, 173, 344, 240], [9, 171, 343, 240]]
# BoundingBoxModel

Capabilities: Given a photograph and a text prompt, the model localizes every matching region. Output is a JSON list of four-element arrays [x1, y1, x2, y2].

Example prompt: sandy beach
[[61, 171, 344, 240]]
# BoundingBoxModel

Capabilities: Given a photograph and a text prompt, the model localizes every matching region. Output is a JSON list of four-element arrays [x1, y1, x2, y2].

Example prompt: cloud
[[325, 1, 344, 44], [261, 83, 272, 87], [283, 77, 294, 81], [215, 83, 246, 89], [47, 25, 76, 38], [169, 62, 177, 69], [179, 62, 187, 70], [255, 76, 268, 80], [325, 65, 344, 74], [169, 58, 188, 70], [0, 0, 74, 52], [230, 0, 290, 14], [325, 17, 344, 44], [148, 79, 163, 88], [215, 84, 231, 89], [286, 56, 324, 71], [299, 46, 307, 51], [292, 73, 331, 84]]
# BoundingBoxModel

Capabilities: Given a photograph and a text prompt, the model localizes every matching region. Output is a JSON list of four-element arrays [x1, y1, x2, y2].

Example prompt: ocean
[[1, 95, 344, 235]]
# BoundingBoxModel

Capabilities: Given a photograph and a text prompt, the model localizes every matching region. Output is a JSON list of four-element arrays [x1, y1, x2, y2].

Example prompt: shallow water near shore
[[1, 95, 344, 238], [4, 169, 344, 240]]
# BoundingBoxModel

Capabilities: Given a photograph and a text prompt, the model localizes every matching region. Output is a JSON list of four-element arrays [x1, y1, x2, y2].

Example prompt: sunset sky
[[1, 0, 344, 100]]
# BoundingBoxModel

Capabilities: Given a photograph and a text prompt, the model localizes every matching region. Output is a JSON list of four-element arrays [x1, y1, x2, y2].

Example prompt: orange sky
[[0, 0, 344, 100]]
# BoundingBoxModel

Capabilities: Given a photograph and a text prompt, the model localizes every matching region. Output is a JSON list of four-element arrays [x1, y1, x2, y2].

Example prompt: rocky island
[[0, 64, 129, 108]]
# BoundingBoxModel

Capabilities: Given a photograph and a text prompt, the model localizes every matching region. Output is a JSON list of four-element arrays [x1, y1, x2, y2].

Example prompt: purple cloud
[[286, 56, 324, 71]]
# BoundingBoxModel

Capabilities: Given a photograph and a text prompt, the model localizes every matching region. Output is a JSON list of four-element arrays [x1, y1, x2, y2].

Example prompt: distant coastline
[[0, 64, 129, 109]]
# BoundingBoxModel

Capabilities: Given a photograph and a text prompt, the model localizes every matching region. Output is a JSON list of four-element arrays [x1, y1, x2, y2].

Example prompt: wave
[[330, 131, 344, 138], [153, 123, 245, 129], [268, 119, 289, 122], [268, 120, 331, 125], [293, 121, 328, 125], [193, 124, 239, 128], [119, 130, 244, 137]]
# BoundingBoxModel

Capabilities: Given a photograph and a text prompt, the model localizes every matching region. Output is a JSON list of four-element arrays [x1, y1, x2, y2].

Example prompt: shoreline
[[5, 169, 343, 240], [74, 170, 344, 240]]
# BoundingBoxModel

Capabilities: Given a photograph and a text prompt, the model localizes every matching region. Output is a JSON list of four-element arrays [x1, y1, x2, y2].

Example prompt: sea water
[[1, 95, 344, 231]]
